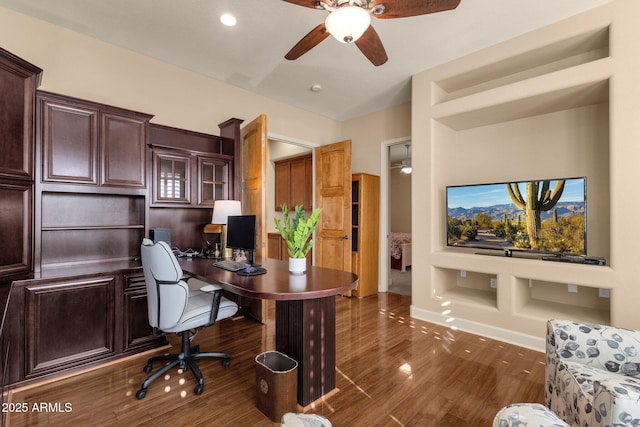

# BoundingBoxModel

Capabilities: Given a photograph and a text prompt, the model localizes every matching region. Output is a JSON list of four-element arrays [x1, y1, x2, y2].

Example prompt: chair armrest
[[592, 374, 640, 425], [186, 277, 225, 325], [198, 283, 223, 293], [548, 319, 640, 376], [186, 277, 222, 292]]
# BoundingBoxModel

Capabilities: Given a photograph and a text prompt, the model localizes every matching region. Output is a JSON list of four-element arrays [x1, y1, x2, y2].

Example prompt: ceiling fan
[[391, 143, 412, 174], [282, 0, 462, 66]]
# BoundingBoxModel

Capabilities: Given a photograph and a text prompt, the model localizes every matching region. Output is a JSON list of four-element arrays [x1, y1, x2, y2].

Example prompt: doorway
[[266, 134, 317, 255], [380, 138, 412, 296]]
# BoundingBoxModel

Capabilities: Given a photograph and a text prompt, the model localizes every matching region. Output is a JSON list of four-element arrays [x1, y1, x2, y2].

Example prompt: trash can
[[256, 351, 298, 422]]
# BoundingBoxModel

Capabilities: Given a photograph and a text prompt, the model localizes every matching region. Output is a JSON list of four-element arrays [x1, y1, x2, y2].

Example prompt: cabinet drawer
[[124, 272, 146, 291]]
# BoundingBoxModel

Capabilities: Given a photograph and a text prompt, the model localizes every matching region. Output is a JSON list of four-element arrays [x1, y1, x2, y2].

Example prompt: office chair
[[136, 238, 238, 399]]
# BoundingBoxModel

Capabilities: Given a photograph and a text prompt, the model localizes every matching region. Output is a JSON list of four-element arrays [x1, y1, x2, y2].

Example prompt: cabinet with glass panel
[[151, 147, 232, 207]]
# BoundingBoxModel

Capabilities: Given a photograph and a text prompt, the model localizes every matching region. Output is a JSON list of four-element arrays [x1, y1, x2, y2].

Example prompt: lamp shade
[[325, 6, 371, 44], [211, 200, 242, 225]]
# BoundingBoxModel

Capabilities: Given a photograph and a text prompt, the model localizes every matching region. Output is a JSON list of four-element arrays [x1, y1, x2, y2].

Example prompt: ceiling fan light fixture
[[325, 6, 371, 44], [219, 13, 237, 27], [400, 165, 412, 174]]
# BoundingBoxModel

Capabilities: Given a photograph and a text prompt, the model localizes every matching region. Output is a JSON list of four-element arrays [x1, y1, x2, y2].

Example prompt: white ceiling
[[0, 0, 612, 121]]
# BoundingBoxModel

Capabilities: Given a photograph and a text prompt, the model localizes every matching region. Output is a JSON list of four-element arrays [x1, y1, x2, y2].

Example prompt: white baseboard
[[410, 305, 545, 352]]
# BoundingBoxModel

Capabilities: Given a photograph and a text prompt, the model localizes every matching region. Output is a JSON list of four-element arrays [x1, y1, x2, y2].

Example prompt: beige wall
[[343, 102, 411, 175], [0, 7, 342, 143], [0, 5, 412, 198], [410, 0, 640, 350], [389, 171, 412, 233]]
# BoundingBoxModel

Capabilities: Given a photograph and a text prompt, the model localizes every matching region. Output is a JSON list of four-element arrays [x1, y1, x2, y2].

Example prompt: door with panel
[[239, 114, 268, 323], [314, 140, 352, 272]]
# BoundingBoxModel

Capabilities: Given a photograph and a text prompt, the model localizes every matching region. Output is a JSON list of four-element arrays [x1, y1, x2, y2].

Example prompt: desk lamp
[[210, 200, 241, 259]]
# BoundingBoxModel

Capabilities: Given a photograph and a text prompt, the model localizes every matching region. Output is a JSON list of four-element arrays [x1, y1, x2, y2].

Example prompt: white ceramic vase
[[289, 257, 306, 275]]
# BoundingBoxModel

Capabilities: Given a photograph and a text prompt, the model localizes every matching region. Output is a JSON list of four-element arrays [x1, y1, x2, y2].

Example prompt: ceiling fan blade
[[371, 0, 461, 19], [281, 0, 328, 10], [285, 23, 330, 60], [355, 26, 388, 66]]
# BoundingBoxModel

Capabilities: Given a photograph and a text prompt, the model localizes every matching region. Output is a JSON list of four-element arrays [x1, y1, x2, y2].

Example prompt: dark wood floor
[[5, 293, 545, 426]]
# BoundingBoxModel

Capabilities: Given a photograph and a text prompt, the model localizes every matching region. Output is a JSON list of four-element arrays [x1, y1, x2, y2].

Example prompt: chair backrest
[[140, 239, 189, 330]]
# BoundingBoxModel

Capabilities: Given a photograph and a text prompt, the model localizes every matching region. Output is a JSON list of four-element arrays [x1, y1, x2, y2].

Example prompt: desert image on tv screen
[[446, 178, 586, 255]]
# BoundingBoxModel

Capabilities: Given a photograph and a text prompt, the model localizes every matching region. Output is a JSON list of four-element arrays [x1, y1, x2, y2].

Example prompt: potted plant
[[274, 204, 321, 274]]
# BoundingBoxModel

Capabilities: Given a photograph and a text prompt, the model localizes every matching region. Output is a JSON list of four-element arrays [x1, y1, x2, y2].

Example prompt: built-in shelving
[[431, 27, 612, 131], [433, 27, 609, 101], [433, 267, 497, 309], [514, 278, 610, 325], [413, 5, 621, 349], [40, 192, 145, 269]]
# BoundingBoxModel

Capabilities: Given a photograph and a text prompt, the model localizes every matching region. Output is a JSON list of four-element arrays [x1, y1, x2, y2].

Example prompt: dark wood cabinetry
[[34, 92, 152, 274], [0, 47, 42, 182], [24, 275, 118, 379], [198, 155, 231, 206], [38, 91, 151, 188], [38, 193, 145, 269], [123, 273, 159, 352], [274, 154, 312, 211], [101, 112, 148, 188], [0, 47, 42, 282], [4, 265, 164, 387], [0, 47, 242, 389], [40, 99, 99, 184], [0, 182, 33, 279], [150, 147, 231, 208], [152, 150, 191, 205], [149, 124, 233, 210]]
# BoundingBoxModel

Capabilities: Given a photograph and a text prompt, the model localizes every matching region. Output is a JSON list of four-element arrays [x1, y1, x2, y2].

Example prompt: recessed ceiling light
[[310, 84, 322, 92], [220, 13, 237, 27]]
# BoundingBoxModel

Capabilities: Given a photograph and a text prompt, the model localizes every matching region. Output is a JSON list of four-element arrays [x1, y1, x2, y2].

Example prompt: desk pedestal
[[275, 297, 336, 406]]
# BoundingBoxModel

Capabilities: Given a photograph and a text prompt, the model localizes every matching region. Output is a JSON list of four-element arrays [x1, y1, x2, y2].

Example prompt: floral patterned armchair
[[546, 319, 640, 427], [493, 403, 569, 427]]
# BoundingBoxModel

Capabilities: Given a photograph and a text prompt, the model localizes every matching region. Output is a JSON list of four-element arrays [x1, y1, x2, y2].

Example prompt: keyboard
[[213, 259, 251, 272]]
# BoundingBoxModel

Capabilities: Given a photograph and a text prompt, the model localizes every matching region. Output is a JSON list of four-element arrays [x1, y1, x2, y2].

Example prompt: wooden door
[[314, 140, 352, 271], [240, 114, 268, 322], [240, 114, 267, 258]]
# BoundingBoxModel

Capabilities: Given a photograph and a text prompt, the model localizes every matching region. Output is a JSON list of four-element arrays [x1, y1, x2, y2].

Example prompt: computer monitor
[[226, 215, 257, 264]]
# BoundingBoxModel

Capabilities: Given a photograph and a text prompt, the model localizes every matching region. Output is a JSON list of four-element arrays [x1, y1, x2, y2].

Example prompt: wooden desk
[[178, 257, 359, 406]]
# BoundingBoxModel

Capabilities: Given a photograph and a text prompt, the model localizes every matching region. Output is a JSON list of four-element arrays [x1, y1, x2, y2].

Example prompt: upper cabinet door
[[101, 112, 147, 188], [150, 148, 232, 207], [0, 47, 42, 182], [37, 91, 152, 189], [198, 156, 230, 207], [151, 151, 191, 205], [40, 97, 99, 185]]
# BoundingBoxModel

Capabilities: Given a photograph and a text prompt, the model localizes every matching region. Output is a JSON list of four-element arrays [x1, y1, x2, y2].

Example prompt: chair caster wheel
[[136, 389, 147, 400], [143, 364, 153, 373], [194, 384, 204, 395], [222, 358, 231, 368]]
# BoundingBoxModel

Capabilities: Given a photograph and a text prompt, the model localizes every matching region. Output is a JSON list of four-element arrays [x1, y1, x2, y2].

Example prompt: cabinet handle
[[344, 235, 350, 240]]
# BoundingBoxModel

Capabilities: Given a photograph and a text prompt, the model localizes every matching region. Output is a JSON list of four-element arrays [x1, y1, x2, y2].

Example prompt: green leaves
[[274, 204, 321, 258]]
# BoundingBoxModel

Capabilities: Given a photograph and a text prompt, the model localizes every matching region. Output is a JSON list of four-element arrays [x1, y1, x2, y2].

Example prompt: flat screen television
[[446, 177, 586, 256]]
